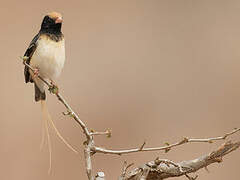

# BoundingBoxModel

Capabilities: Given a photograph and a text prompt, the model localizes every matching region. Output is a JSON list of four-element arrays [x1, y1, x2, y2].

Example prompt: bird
[[23, 12, 77, 173], [24, 12, 65, 100]]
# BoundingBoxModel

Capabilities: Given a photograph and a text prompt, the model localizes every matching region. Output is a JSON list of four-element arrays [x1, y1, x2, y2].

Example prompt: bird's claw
[[33, 68, 40, 79]]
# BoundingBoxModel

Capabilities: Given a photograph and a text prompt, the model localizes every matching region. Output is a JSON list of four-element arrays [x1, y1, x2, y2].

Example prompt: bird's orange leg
[[33, 68, 40, 79]]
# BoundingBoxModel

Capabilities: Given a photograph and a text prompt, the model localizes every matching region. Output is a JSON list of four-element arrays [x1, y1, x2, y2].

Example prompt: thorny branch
[[21, 57, 240, 180]]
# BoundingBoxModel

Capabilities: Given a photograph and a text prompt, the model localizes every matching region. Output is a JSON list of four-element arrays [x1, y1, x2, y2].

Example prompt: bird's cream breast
[[30, 36, 65, 81]]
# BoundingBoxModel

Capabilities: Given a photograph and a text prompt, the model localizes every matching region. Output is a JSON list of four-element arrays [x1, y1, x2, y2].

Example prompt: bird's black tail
[[34, 83, 46, 102]]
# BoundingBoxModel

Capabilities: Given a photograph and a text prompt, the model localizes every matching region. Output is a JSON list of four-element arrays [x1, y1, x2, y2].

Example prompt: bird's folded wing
[[24, 33, 40, 83]]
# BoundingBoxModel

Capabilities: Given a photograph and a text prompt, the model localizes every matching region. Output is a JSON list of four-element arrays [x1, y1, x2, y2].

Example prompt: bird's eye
[[47, 17, 54, 24], [43, 16, 54, 25], [41, 15, 61, 31]]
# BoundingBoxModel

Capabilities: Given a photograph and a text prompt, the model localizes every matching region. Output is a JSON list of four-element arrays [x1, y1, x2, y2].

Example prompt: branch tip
[[139, 141, 146, 150], [106, 129, 112, 138]]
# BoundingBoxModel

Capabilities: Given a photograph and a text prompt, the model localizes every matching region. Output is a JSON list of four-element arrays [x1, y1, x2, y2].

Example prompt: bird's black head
[[40, 12, 63, 35]]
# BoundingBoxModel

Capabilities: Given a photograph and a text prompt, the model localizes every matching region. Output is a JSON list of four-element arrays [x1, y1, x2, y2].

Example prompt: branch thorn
[[139, 141, 146, 150]]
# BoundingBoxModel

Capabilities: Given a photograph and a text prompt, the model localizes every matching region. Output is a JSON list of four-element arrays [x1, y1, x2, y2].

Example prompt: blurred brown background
[[0, 0, 240, 179]]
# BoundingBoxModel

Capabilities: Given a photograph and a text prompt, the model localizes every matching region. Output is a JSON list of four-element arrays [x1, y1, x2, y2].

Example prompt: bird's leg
[[49, 80, 59, 94], [32, 68, 40, 79]]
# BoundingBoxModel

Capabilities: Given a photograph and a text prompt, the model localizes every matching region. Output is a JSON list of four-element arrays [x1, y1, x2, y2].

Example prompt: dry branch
[[21, 57, 240, 180], [120, 141, 240, 180], [22, 58, 94, 179], [93, 128, 240, 155]]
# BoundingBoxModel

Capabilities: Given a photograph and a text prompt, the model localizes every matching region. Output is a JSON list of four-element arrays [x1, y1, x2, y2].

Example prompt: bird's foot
[[33, 68, 40, 79], [49, 81, 59, 94]]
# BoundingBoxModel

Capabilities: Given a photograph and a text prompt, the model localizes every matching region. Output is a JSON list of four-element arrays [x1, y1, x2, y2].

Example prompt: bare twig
[[90, 129, 112, 138], [22, 58, 92, 140], [93, 128, 240, 155]]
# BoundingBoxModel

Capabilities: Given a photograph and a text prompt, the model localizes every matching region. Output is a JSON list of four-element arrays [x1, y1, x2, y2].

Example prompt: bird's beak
[[55, 17, 63, 24]]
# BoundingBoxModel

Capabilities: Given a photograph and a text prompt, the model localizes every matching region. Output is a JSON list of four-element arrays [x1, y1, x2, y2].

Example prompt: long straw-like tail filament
[[40, 100, 78, 173]]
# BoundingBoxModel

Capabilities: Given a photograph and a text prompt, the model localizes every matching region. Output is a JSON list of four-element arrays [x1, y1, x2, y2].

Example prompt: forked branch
[[21, 57, 240, 180]]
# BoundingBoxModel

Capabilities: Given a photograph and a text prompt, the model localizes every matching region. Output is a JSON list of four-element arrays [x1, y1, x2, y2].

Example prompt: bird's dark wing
[[24, 33, 40, 83]]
